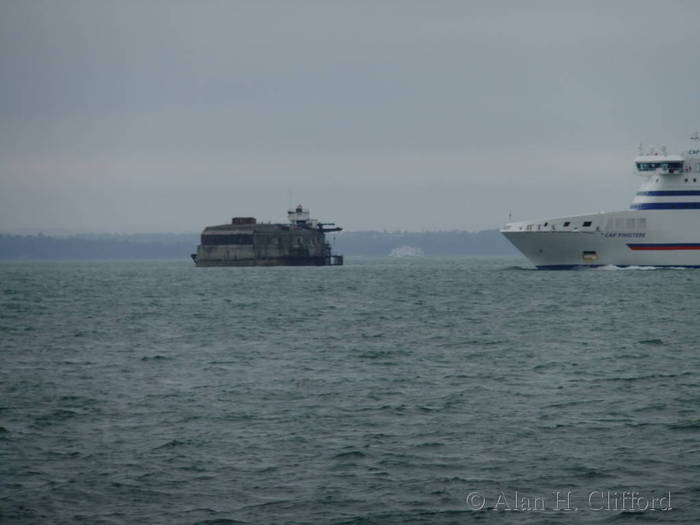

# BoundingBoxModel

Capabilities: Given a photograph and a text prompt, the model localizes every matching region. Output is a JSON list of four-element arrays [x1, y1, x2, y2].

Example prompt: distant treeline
[[0, 234, 199, 260], [333, 230, 516, 256], [0, 230, 516, 260]]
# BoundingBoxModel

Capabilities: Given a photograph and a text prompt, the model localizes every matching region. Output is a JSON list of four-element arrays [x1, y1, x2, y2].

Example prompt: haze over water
[[3, 2, 700, 234], [2, 257, 699, 523]]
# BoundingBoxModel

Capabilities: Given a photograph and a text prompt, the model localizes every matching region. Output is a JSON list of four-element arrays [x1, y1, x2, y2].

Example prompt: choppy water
[[1, 257, 700, 524]]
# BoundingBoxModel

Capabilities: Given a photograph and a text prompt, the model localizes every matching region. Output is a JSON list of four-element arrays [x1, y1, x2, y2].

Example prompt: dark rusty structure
[[191, 205, 343, 267]]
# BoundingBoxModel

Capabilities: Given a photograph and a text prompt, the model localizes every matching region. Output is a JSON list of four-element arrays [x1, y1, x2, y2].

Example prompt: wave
[[594, 265, 660, 271], [594, 264, 690, 271], [501, 265, 536, 271]]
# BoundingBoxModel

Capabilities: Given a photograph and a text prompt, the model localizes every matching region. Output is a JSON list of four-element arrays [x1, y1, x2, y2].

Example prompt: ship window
[[638, 161, 683, 172], [626, 218, 636, 229], [636, 218, 646, 229], [637, 161, 683, 173], [668, 162, 683, 173], [582, 221, 592, 227], [563, 221, 570, 227], [615, 218, 625, 228]]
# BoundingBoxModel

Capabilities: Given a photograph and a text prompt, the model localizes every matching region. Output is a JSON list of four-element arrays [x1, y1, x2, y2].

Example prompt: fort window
[[201, 234, 253, 245]]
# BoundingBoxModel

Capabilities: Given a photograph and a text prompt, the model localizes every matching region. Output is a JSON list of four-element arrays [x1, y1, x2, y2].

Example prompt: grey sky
[[2, 0, 699, 233]]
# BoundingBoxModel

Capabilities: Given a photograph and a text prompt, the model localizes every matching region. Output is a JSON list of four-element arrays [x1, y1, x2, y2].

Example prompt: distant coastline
[[0, 230, 517, 260]]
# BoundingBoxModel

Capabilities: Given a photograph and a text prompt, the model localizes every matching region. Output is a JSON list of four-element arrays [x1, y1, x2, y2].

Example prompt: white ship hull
[[501, 141, 700, 269], [503, 210, 700, 268]]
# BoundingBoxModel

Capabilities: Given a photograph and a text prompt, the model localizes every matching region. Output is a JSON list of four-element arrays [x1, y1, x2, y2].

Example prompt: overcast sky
[[2, 0, 699, 233]]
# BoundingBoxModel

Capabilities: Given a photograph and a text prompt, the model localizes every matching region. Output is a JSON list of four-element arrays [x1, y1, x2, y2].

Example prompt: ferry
[[501, 134, 700, 268]]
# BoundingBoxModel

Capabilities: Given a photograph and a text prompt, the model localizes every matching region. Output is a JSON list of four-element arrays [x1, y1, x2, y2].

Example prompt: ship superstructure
[[501, 135, 700, 268], [192, 205, 343, 267]]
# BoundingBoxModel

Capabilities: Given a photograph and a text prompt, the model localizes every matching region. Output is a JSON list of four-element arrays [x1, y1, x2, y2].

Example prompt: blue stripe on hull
[[630, 202, 700, 210], [637, 190, 700, 196], [627, 243, 700, 250]]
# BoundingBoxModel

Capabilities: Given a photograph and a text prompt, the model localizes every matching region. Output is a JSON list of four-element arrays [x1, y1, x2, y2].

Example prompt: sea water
[[1, 257, 699, 524]]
